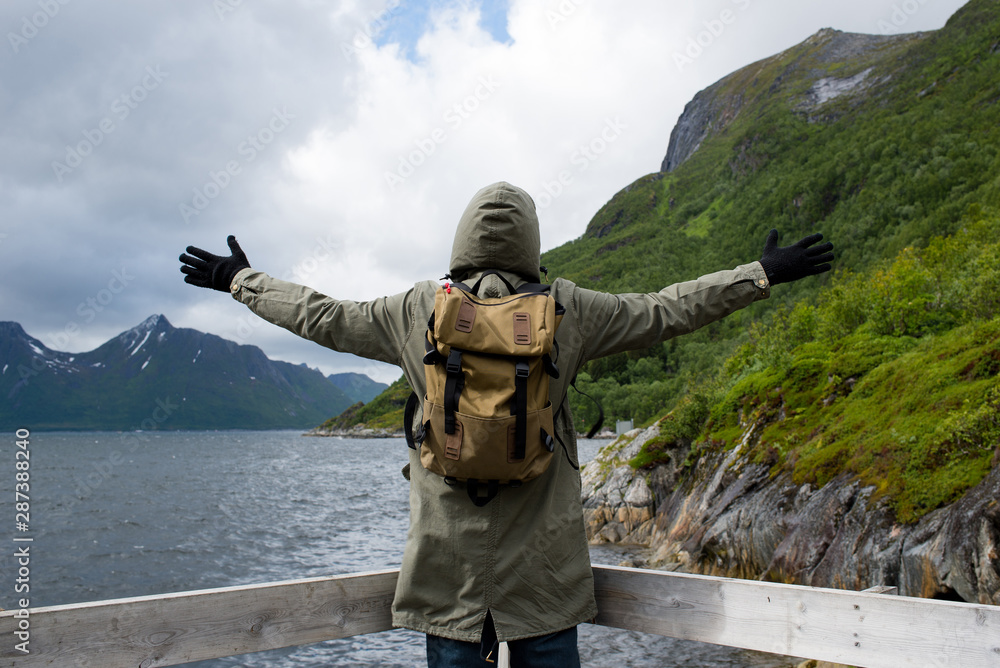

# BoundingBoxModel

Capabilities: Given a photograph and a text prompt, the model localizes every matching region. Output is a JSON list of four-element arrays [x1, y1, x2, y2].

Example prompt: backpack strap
[[570, 376, 605, 439], [443, 349, 465, 434], [404, 391, 429, 450], [512, 360, 529, 460], [466, 270, 558, 297], [514, 281, 551, 295]]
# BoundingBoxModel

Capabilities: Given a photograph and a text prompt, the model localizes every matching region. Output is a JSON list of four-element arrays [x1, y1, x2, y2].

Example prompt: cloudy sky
[[1, 0, 968, 384]]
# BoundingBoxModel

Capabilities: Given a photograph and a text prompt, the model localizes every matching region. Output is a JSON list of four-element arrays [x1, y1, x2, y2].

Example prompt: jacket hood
[[449, 182, 541, 284]]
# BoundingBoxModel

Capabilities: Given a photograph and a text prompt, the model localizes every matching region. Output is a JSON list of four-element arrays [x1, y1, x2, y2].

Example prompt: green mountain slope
[[551, 0, 1000, 426], [310, 376, 412, 436]]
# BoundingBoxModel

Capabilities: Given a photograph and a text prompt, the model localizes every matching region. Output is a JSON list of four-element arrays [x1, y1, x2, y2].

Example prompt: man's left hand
[[179, 235, 251, 292]]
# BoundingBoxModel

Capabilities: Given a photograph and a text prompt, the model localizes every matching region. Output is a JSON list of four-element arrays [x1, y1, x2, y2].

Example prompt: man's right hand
[[179, 235, 251, 292]]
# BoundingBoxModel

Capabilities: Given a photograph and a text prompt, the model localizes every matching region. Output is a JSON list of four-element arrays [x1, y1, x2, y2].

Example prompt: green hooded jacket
[[229, 181, 770, 642]]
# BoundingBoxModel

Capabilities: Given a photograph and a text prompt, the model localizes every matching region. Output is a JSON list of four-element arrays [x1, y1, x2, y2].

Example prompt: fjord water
[[7, 431, 795, 667]]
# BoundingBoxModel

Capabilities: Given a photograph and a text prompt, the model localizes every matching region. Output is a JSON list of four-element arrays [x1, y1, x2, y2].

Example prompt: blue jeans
[[426, 625, 580, 668]]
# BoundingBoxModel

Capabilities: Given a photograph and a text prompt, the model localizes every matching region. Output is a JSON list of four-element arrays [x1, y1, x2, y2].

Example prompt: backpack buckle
[[446, 349, 463, 374]]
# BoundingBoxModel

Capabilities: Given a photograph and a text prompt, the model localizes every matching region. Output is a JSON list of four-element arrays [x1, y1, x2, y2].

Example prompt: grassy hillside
[[629, 214, 1000, 522], [312, 376, 411, 434]]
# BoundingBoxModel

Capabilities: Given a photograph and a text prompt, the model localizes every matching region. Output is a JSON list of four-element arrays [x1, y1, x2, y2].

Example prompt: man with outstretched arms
[[180, 181, 832, 667]]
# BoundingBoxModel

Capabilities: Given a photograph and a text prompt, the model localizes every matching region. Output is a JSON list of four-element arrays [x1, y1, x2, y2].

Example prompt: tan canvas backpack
[[405, 272, 565, 505]]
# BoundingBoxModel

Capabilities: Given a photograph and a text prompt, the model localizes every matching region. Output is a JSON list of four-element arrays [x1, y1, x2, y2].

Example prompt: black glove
[[759, 229, 834, 285], [179, 235, 250, 292]]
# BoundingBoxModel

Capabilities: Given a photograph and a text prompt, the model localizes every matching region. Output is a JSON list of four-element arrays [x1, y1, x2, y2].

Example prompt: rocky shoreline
[[582, 420, 1000, 605]]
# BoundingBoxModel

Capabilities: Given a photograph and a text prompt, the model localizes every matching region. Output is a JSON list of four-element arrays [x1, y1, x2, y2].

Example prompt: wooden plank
[[0, 569, 399, 667], [592, 565, 1000, 667], [4, 566, 999, 667]]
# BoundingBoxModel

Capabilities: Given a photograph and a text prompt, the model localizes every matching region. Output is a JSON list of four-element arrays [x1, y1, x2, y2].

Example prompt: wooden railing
[[2, 566, 999, 667]]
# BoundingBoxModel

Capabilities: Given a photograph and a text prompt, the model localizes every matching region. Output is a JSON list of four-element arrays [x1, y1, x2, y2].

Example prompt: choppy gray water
[[1, 431, 799, 667]]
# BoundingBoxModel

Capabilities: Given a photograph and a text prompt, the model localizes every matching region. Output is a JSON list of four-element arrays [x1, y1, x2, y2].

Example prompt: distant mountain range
[[326, 372, 386, 404], [0, 315, 387, 430]]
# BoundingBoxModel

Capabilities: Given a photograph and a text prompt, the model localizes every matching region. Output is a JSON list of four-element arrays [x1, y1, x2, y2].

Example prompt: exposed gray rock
[[582, 416, 1000, 604], [660, 80, 741, 173], [581, 426, 663, 545], [623, 476, 654, 507], [660, 28, 922, 172], [804, 67, 874, 106]]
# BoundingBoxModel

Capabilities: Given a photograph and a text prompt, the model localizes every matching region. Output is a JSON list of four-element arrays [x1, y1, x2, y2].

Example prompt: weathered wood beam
[[592, 565, 1000, 667], [0, 569, 399, 667], [3, 566, 999, 667]]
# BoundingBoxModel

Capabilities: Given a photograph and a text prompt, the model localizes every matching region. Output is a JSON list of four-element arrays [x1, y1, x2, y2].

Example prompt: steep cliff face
[[660, 77, 742, 173], [582, 419, 1000, 605], [661, 28, 924, 172]]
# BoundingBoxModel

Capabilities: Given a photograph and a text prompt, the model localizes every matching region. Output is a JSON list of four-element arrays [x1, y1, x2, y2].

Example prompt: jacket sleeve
[[228, 268, 423, 367], [571, 261, 770, 362]]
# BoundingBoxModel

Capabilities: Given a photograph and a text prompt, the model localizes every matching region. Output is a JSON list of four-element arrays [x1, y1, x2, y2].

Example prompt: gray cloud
[[0, 0, 968, 385]]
